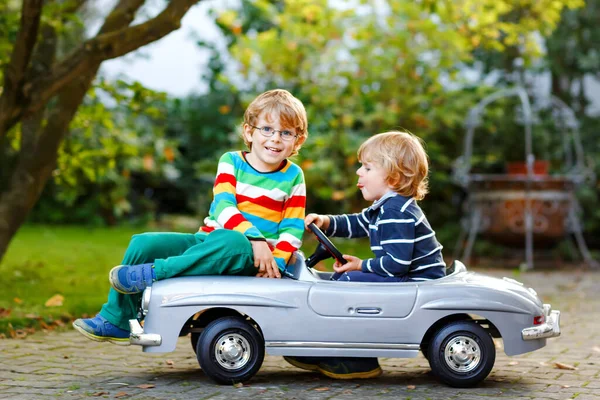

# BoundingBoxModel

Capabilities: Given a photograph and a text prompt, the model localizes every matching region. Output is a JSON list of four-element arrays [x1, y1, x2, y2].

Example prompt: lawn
[[0, 224, 372, 336], [0, 225, 147, 336]]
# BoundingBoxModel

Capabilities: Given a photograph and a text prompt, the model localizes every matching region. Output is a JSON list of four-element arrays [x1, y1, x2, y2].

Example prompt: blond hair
[[242, 89, 308, 156], [358, 131, 429, 200]]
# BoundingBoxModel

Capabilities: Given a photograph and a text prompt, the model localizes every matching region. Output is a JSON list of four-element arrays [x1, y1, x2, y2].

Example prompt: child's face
[[356, 160, 393, 202], [243, 112, 298, 172]]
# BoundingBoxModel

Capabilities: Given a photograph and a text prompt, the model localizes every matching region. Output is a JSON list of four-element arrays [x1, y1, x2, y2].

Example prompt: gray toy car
[[129, 224, 561, 387]]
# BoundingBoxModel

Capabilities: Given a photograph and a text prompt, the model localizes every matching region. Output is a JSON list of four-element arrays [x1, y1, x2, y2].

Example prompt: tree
[[207, 0, 582, 227], [0, 0, 200, 262]]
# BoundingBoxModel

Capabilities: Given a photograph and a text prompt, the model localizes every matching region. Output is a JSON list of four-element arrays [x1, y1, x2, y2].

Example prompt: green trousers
[[99, 229, 256, 330]]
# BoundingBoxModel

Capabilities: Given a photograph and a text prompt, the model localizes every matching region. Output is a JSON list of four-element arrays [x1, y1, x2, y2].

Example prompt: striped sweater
[[326, 192, 445, 281], [201, 151, 306, 271]]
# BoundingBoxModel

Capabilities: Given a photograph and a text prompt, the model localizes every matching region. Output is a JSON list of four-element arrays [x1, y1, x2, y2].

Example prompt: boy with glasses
[[73, 89, 308, 344]]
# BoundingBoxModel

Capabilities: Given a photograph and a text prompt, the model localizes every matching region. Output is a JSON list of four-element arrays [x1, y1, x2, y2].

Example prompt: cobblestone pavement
[[1, 269, 599, 400]]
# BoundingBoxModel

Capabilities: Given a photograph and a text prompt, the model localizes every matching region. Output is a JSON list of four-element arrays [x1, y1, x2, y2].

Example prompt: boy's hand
[[333, 254, 362, 273], [305, 213, 330, 231], [250, 241, 281, 279]]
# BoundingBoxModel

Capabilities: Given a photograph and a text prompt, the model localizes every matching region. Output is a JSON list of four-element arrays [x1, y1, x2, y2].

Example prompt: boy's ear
[[387, 174, 401, 189], [242, 124, 253, 143], [295, 134, 307, 147]]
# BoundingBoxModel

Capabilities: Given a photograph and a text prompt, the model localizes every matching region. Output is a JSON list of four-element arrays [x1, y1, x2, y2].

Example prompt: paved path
[[1, 269, 599, 399]]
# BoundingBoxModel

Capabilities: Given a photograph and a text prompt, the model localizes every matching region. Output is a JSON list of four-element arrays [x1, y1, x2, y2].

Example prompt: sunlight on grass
[[0, 225, 147, 333]]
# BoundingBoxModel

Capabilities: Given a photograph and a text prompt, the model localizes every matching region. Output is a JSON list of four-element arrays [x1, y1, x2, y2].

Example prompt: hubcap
[[444, 335, 481, 373], [214, 333, 251, 370]]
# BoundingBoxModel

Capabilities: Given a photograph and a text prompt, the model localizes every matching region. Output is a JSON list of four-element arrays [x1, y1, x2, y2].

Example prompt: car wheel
[[196, 316, 264, 384], [191, 332, 200, 354], [427, 321, 495, 388]]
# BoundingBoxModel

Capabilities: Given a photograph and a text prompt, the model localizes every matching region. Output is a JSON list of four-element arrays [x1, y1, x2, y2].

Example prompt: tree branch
[[0, 0, 43, 138], [24, 0, 200, 121], [98, 0, 145, 35]]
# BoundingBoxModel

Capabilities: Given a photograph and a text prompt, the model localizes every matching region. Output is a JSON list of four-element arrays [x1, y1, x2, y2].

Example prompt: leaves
[[44, 294, 64, 307], [554, 362, 578, 370], [134, 384, 155, 389]]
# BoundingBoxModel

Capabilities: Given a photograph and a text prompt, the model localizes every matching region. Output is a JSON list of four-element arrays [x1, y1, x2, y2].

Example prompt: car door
[[306, 281, 418, 344]]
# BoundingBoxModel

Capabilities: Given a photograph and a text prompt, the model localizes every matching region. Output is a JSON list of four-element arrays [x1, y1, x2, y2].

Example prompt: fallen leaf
[[13, 297, 22, 304], [63, 355, 69, 359], [91, 392, 108, 397], [407, 385, 416, 390], [314, 387, 330, 391], [25, 314, 39, 319], [166, 360, 174, 366], [509, 361, 519, 365], [561, 385, 571, 388], [593, 346, 600, 353], [134, 384, 155, 389], [44, 294, 64, 307], [0, 308, 11, 318], [554, 362, 578, 370], [233, 383, 243, 388], [342, 390, 353, 394], [114, 392, 129, 398]]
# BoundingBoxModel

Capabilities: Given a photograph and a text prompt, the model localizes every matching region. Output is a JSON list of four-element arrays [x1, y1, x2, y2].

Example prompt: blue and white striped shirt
[[326, 192, 445, 281]]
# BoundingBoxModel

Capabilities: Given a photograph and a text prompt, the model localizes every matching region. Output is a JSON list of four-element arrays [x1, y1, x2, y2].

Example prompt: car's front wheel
[[427, 321, 495, 388], [196, 316, 264, 384]]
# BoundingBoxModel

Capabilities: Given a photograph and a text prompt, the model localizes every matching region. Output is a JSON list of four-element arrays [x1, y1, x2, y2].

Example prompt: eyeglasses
[[251, 125, 298, 142]]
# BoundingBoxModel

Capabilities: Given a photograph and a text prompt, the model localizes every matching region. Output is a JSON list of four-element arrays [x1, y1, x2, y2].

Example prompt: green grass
[[0, 224, 372, 335], [0, 225, 147, 335]]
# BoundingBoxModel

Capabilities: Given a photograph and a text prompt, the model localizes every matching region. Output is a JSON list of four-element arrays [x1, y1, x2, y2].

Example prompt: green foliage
[[201, 0, 581, 225], [28, 79, 179, 225]]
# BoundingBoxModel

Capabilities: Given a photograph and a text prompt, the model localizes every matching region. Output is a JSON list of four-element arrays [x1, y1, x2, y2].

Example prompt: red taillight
[[533, 315, 545, 325]]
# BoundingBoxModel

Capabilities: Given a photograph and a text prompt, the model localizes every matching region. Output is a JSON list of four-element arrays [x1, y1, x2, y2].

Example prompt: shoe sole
[[283, 356, 319, 371], [109, 266, 140, 295], [72, 322, 130, 346], [318, 366, 383, 380]]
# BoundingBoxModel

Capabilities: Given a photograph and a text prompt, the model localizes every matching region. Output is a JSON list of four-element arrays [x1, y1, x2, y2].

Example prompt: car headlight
[[142, 287, 152, 316]]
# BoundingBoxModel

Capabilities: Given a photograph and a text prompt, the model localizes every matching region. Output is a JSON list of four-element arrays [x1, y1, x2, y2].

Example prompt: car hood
[[458, 271, 543, 308]]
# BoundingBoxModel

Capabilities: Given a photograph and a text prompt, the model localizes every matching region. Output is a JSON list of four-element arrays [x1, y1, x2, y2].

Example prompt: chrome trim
[[522, 304, 561, 340], [141, 287, 152, 316], [266, 341, 420, 350], [129, 319, 162, 346]]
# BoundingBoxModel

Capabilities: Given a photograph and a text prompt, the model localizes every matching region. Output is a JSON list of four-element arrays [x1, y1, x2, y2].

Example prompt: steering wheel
[[306, 223, 346, 280]]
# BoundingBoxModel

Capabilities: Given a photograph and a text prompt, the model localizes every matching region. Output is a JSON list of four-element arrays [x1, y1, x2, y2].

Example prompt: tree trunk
[[0, 0, 200, 262]]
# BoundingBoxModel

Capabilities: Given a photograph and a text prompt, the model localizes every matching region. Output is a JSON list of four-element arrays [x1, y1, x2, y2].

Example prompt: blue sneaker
[[72, 314, 130, 346], [109, 263, 156, 294], [317, 357, 382, 379], [283, 356, 322, 371]]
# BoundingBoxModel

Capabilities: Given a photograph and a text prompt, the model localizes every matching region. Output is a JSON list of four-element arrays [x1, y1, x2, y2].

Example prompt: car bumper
[[522, 304, 561, 340], [129, 319, 162, 346]]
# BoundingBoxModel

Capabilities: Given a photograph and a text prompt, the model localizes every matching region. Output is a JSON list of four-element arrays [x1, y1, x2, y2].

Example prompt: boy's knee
[[207, 230, 252, 253], [129, 233, 154, 250]]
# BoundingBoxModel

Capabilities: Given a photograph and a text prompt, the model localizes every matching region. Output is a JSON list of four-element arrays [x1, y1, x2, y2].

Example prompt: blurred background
[[0, 0, 598, 335]]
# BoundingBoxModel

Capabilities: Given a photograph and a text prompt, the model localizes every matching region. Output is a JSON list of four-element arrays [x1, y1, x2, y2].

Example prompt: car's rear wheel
[[196, 316, 264, 384], [427, 321, 495, 388]]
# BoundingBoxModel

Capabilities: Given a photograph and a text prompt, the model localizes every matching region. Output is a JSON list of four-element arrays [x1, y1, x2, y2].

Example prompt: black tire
[[191, 332, 200, 354], [196, 316, 264, 385], [427, 321, 495, 388]]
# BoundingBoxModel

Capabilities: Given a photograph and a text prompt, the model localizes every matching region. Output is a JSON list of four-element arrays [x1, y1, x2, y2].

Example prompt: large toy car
[[128, 224, 561, 388]]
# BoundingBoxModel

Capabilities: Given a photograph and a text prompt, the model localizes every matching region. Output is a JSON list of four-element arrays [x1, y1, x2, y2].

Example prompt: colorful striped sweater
[[326, 192, 446, 281], [201, 151, 306, 271]]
